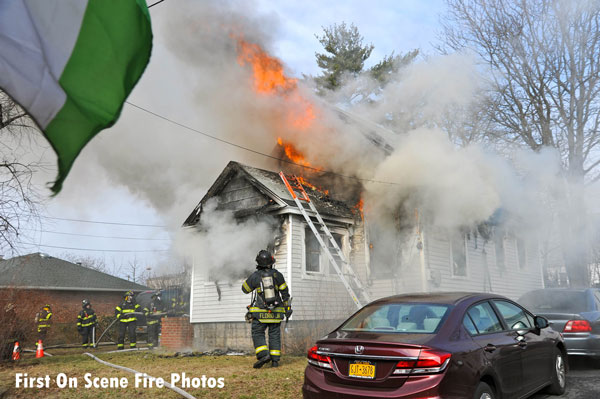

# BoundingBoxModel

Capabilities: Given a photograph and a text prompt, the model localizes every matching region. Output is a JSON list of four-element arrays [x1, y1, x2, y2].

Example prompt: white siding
[[289, 215, 357, 321], [425, 227, 543, 300], [190, 219, 290, 324]]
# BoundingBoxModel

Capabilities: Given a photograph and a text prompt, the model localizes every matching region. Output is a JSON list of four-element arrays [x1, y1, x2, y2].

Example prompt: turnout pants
[[117, 321, 136, 349], [147, 322, 160, 348], [37, 327, 48, 342], [80, 326, 94, 347], [251, 319, 281, 361]]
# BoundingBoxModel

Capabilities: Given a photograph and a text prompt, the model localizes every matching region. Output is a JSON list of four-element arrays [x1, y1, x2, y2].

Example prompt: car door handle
[[484, 344, 496, 352], [518, 341, 527, 348]]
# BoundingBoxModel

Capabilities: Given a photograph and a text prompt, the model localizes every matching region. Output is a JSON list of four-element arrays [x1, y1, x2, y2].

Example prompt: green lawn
[[0, 349, 306, 398]]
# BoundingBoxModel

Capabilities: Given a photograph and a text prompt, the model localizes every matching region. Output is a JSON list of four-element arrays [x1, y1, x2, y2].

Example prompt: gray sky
[[15, 0, 447, 282]]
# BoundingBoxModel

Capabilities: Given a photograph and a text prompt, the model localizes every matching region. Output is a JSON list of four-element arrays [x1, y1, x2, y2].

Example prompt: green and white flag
[[0, 0, 153, 193]]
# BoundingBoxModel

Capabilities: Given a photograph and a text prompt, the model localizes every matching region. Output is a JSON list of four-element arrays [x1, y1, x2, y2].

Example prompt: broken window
[[450, 233, 467, 277]]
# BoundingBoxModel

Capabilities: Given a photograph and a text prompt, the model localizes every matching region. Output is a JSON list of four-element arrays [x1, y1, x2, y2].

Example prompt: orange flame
[[235, 37, 315, 129], [354, 198, 365, 220]]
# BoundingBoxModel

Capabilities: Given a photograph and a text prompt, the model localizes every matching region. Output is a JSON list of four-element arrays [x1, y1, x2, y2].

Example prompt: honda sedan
[[302, 292, 567, 399]]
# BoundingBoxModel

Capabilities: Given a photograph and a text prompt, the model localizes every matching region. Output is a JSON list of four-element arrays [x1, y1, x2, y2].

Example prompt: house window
[[305, 227, 322, 273], [450, 233, 467, 277], [516, 238, 527, 269], [304, 226, 347, 275]]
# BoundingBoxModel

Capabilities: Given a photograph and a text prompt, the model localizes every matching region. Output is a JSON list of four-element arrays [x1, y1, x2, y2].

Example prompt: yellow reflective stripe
[[278, 283, 287, 290], [242, 281, 251, 292], [255, 345, 268, 354], [119, 318, 136, 322], [115, 306, 122, 311], [122, 309, 135, 313], [249, 307, 286, 313], [270, 350, 281, 355], [257, 319, 282, 323]]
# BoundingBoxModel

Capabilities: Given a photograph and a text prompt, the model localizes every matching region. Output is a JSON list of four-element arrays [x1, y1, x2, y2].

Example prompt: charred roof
[[183, 161, 356, 226]]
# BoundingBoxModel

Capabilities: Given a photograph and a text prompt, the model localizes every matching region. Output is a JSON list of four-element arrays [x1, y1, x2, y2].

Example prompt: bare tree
[[442, 0, 600, 287], [60, 253, 108, 273], [0, 92, 42, 255]]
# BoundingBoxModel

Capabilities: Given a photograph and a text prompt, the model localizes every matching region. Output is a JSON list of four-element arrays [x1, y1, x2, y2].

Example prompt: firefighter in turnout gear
[[242, 250, 291, 368], [77, 299, 97, 348], [115, 291, 140, 350], [36, 305, 52, 342], [143, 291, 164, 349]]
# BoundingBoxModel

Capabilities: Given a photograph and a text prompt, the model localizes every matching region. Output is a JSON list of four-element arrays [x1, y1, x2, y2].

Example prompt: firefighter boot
[[271, 361, 279, 368], [253, 355, 271, 369]]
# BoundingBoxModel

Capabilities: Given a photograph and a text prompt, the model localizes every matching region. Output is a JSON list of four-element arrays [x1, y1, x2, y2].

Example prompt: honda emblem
[[355, 345, 364, 355]]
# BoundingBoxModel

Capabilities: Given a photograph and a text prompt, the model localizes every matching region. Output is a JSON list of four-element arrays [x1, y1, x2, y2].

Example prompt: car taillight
[[563, 320, 592, 332], [307, 345, 332, 369], [393, 350, 451, 375]]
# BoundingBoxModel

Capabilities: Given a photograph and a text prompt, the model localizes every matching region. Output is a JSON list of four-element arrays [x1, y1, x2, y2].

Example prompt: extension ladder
[[279, 172, 371, 309]]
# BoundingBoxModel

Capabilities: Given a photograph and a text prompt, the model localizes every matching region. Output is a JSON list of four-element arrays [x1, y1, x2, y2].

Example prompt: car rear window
[[340, 303, 451, 333], [519, 290, 588, 313]]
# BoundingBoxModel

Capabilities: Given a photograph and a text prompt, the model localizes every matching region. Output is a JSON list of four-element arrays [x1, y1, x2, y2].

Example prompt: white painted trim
[[190, 256, 196, 323], [287, 214, 293, 296]]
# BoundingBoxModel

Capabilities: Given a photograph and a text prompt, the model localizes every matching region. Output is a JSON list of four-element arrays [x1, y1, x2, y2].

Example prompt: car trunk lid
[[314, 335, 427, 388]]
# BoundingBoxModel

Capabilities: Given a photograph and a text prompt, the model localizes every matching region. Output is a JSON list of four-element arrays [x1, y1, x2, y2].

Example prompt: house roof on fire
[[0, 253, 149, 292], [184, 161, 355, 226]]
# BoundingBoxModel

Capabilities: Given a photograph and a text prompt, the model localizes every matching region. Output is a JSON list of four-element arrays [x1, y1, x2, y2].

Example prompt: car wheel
[[545, 348, 566, 395], [473, 382, 495, 399]]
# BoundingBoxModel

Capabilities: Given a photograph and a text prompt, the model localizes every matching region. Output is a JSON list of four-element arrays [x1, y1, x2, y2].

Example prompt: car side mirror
[[534, 316, 549, 329]]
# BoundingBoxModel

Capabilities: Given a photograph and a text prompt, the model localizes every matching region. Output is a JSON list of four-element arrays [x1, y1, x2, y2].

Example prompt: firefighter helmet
[[151, 290, 161, 300], [255, 250, 275, 268], [124, 290, 134, 298], [82, 299, 90, 308]]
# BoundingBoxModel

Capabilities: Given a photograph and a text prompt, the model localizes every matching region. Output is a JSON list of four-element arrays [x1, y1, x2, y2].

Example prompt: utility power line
[[41, 215, 166, 228], [125, 101, 400, 186], [23, 228, 170, 241], [22, 243, 169, 253]]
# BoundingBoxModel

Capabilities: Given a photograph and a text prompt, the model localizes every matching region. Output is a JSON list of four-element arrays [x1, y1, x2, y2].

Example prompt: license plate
[[348, 360, 376, 379]]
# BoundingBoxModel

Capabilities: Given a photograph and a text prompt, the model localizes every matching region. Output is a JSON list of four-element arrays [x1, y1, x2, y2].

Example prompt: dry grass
[[0, 348, 306, 398]]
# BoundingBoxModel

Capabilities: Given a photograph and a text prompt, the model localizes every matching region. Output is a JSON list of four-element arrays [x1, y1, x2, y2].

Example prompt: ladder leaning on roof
[[279, 172, 371, 309]]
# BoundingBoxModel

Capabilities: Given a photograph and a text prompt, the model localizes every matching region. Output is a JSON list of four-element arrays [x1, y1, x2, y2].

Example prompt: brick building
[[0, 253, 149, 323]]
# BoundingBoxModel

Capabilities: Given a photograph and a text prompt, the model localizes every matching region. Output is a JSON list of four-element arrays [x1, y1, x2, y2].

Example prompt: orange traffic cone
[[11, 341, 20, 361], [35, 340, 44, 358]]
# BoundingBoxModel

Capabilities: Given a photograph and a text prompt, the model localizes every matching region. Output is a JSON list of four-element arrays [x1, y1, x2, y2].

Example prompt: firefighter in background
[[170, 293, 187, 316], [36, 304, 52, 342], [77, 299, 97, 348], [115, 290, 140, 350], [143, 291, 164, 349], [242, 250, 291, 368]]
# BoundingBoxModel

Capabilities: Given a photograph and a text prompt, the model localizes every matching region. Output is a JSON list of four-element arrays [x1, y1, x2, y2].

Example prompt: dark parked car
[[518, 288, 600, 363], [303, 292, 566, 399]]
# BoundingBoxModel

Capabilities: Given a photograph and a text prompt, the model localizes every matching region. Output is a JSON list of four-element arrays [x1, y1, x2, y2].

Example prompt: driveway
[[530, 357, 600, 399]]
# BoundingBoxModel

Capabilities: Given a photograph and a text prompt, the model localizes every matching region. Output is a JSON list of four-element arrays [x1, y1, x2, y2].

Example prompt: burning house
[[183, 161, 544, 351]]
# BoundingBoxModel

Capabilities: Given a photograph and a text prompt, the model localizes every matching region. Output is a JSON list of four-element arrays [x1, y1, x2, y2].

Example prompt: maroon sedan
[[302, 292, 567, 399]]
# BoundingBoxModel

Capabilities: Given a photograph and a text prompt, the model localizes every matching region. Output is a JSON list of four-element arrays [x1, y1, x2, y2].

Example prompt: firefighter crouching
[[115, 291, 140, 350], [242, 250, 291, 369], [77, 299, 97, 348], [144, 291, 165, 349], [36, 304, 52, 342]]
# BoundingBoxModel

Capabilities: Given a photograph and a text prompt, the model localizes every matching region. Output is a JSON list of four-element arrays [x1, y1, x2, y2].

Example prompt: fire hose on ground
[[83, 352, 196, 399]]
